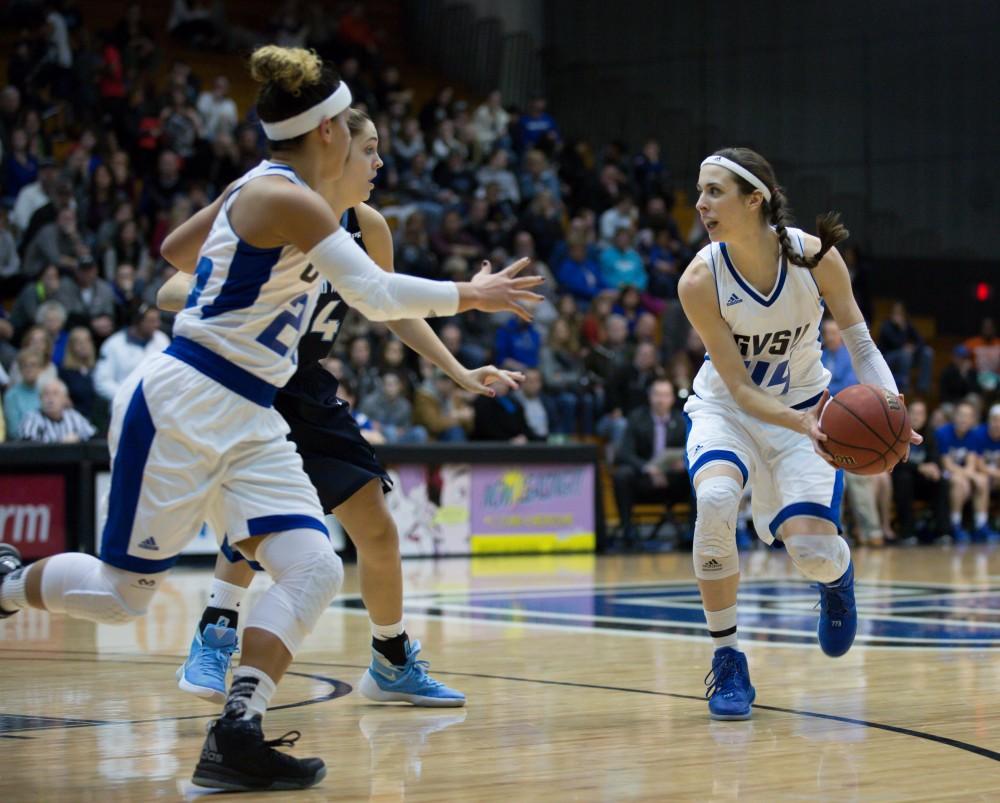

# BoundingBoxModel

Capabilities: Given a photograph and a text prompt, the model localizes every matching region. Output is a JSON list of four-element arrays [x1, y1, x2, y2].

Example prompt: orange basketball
[[819, 384, 911, 475]]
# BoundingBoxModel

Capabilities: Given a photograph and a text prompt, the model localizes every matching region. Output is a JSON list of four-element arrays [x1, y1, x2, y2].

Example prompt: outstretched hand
[[455, 365, 526, 397], [466, 258, 545, 321]]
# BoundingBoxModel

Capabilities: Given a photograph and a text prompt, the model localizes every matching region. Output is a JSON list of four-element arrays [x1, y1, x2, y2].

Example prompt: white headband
[[700, 155, 772, 202], [260, 82, 353, 141]]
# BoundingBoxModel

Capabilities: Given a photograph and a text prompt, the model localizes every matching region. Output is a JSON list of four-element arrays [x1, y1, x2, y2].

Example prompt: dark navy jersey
[[277, 207, 364, 410]]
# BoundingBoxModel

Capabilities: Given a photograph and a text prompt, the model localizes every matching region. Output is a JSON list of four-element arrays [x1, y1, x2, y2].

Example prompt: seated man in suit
[[612, 378, 690, 548]]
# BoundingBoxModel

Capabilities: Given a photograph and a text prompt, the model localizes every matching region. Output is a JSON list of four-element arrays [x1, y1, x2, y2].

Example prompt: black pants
[[892, 463, 949, 540], [612, 465, 691, 538]]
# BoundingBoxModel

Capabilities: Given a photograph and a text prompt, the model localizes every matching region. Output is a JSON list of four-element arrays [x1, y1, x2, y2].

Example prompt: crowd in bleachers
[[0, 1, 997, 546]]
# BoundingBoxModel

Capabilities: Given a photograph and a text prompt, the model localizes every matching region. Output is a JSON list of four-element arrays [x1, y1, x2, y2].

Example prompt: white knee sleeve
[[693, 475, 743, 580], [784, 534, 851, 584], [41, 554, 162, 623], [246, 529, 344, 655]]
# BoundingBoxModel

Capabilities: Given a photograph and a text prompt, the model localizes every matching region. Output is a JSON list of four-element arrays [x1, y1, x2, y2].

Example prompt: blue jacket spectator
[[557, 240, 605, 304], [820, 319, 858, 396], [600, 228, 647, 291], [518, 98, 560, 149], [494, 317, 541, 370]]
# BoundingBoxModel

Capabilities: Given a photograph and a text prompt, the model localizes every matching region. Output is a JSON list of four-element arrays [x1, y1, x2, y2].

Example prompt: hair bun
[[249, 45, 322, 96]]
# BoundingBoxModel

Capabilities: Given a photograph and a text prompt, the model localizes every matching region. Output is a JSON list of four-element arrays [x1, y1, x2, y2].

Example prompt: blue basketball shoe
[[973, 524, 1000, 544], [358, 640, 466, 707], [177, 623, 239, 704], [816, 561, 857, 657], [704, 647, 755, 720]]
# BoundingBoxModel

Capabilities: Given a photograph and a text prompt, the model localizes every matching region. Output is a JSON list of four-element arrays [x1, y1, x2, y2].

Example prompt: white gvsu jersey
[[691, 227, 830, 410], [172, 160, 322, 389]]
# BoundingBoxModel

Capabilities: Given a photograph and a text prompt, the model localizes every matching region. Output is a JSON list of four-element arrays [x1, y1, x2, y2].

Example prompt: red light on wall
[[975, 282, 993, 302]]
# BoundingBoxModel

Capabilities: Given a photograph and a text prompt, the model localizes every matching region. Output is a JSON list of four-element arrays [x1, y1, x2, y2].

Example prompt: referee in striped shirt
[[18, 378, 96, 443]]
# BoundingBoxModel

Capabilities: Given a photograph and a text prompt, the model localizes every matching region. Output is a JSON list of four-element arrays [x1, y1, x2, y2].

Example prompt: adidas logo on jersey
[[726, 293, 743, 306], [138, 537, 159, 551], [701, 558, 723, 572]]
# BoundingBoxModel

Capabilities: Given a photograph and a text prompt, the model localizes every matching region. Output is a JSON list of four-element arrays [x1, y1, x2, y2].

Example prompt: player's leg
[[948, 473, 972, 542], [872, 472, 895, 541], [969, 471, 999, 542], [177, 545, 256, 703], [190, 427, 344, 791], [336, 478, 465, 707]]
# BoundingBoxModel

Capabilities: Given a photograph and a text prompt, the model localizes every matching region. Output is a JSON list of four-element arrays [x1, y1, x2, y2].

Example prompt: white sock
[[974, 512, 987, 529], [704, 604, 739, 650], [0, 565, 29, 613], [224, 665, 277, 721], [371, 618, 405, 640], [208, 578, 248, 615], [951, 512, 962, 527]]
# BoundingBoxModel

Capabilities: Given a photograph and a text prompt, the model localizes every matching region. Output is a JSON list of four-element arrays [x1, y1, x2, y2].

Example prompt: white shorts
[[684, 394, 843, 544], [100, 348, 327, 574]]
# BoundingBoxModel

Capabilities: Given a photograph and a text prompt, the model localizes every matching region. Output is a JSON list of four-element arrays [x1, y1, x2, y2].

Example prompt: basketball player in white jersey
[[0, 45, 542, 791], [158, 108, 514, 708], [679, 147, 920, 720]]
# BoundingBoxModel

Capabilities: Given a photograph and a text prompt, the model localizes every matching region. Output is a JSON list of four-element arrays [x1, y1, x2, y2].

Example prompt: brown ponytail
[[711, 147, 849, 269]]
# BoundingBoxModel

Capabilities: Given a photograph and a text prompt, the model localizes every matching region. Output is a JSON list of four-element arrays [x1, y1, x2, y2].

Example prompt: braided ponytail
[[710, 147, 849, 269]]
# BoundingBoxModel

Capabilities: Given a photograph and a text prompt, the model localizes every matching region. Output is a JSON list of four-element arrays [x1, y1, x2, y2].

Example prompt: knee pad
[[41, 554, 161, 624], [784, 534, 850, 584], [247, 529, 344, 655], [693, 475, 742, 580]]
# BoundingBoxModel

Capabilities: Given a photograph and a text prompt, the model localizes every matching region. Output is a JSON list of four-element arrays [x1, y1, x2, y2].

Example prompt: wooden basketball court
[[2, 545, 998, 800]]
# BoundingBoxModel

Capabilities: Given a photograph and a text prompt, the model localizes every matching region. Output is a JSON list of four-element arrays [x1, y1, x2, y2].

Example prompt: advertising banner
[[0, 474, 67, 559]]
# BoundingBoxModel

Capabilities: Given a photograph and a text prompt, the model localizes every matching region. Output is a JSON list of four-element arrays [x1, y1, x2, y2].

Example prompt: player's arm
[[160, 183, 233, 273], [679, 258, 815, 435], [258, 181, 543, 322], [810, 238, 898, 395], [156, 271, 195, 313], [357, 204, 522, 395]]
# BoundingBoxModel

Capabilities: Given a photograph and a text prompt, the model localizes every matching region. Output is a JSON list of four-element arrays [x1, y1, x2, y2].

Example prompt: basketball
[[819, 384, 912, 475]]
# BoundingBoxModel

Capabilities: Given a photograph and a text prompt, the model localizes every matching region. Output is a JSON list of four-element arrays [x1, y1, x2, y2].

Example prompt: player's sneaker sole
[[175, 665, 226, 704], [358, 669, 466, 707], [192, 763, 327, 791]]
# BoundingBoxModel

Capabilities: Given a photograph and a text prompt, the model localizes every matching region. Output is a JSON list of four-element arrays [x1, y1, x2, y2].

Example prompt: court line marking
[[3, 649, 997, 764]]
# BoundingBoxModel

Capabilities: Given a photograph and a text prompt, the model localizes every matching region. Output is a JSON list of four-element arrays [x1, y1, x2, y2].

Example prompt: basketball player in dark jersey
[[160, 109, 523, 707]]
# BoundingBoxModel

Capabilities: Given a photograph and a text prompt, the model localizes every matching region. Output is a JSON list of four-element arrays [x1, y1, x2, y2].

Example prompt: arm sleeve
[[307, 228, 459, 322], [840, 322, 898, 394]]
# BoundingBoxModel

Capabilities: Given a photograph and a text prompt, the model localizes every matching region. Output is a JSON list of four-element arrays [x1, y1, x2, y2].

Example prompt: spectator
[[877, 301, 933, 394], [345, 335, 380, 403], [599, 193, 639, 244], [645, 228, 682, 301], [413, 364, 473, 441], [11, 158, 59, 238], [939, 345, 982, 405], [55, 257, 118, 325], [58, 326, 100, 423], [0, 310, 15, 374], [612, 379, 690, 547], [557, 237, 605, 305], [394, 211, 439, 280], [36, 300, 69, 366], [0, 208, 20, 295], [518, 190, 563, 263], [18, 378, 96, 443], [378, 338, 421, 395], [472, 89, 510, 155], [110, 263, 144, 326], [472, 378, 535, 442], [196, 76, 238, 142], [439, 321, 487, 369], [937, 400, 997, 542], [892, 399, 949, 543], [9, 325, 58, 389], [519, 149, 561, 205], [539, 317, 595, 434], [600, 227, 647, 291], [419, 86, 454, 136], [102, 218, 151, 279], [360, 371, 427, 444], [963, 317, 999, 389], [599, 341, 664, 460], [585, 308, 631, 394], [11, 263, 63, 338], [430, 209, 482, 263], [23, 205, 92, 278], [4, 349, 44, 435], [494, 315, 541, 371], [393, 117, 425, 169], [973, 404, 1000, 517], [515, 367, 551, 440], [476, 148, 520, 206], [632, 138, 667, 201], [2, 128, 38, 206], [518, 97, 560, 151], [93, 305, 169, 402]]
